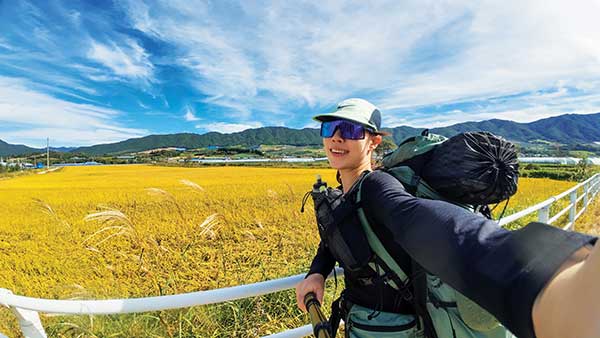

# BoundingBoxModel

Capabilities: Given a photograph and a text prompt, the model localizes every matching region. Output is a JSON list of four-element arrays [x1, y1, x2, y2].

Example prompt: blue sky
[[1, 1, 600, 147]]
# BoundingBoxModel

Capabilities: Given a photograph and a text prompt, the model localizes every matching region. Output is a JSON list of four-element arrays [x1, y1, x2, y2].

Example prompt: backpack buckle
[[398, 284, 414, 302], [356, 276, 375, 286], [410, 175, 421, 188], [379, 273, 414, 302]]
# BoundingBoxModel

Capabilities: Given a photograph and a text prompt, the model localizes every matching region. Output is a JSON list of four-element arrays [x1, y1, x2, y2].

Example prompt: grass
[[0, 165, 597, 337], [0, 165, 334, 337]]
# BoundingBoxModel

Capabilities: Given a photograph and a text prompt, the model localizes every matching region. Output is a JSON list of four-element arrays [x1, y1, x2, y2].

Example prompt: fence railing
[[1, 173, 599, 338]]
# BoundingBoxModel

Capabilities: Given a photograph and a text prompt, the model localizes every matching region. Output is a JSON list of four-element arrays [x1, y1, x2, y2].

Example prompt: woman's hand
[[295, 273, 326, 312], [533, 243, 600, 338]]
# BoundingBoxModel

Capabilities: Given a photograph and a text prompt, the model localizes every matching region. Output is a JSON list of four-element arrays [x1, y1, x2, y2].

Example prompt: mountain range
[[2, 112, 600, 156]]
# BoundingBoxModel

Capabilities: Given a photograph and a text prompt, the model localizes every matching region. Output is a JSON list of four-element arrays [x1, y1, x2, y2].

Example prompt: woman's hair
[[371, 129, 391, 137]]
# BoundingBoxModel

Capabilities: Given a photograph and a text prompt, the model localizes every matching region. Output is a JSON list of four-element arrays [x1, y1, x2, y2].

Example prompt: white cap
[[313, 98, 382, 132]]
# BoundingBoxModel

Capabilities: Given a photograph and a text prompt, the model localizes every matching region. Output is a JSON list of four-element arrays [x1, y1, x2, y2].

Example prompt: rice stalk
[[83, 207, 139, 247], [84, 207, 134, 228], [145, 187, 185, 222], [32, 197, 56, 216], [181, 214, 220, 256], [198, 213, 220, 239], [255, 219, 264, 229], [32, 197, 70, 228], [180, 179, 204, 192]]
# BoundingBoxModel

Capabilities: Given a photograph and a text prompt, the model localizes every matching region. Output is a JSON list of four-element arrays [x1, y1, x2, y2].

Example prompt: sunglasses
[[320, 120, 373, 140]]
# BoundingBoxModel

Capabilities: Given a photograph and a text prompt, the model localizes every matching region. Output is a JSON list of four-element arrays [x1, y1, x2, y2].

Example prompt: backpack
[[353, 180, 511, 338], [347, 130, 519, 338], [381, 130, 519, 205]]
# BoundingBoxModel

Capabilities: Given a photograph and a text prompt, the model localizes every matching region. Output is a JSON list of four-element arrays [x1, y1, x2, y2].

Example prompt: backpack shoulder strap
[[412, 260, 440, 338], [355, 172, 410, 286], [355, 172, 439, 338]]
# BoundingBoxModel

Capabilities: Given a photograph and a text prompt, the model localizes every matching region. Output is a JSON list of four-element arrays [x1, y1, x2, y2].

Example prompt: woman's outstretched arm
[[533, 243, 600, 338], [361, 170, 597, 338]]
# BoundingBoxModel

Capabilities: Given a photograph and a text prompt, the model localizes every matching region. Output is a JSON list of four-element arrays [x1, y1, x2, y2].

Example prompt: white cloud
[[404, 94, 600, 129], [183, 106, 200, 121], [87, 38, 154, 82], [0, 76, 148, 147], [1, 127, 145, 148], [137, 100, 150, 109], [120, 1, 474, 115], [120, 0, 600, 125], [378, 1, 600, 110], [4, 0, 600, 136], [197, 122, 263, 134], [0, 61, 99, 97], [301, 121, 320, 129], [0, 38, 14, 51]]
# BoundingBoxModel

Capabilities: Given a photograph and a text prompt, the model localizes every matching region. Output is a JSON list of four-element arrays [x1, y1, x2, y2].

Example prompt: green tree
[[575, 155, 590, 181], [375, 137, 397, 158]]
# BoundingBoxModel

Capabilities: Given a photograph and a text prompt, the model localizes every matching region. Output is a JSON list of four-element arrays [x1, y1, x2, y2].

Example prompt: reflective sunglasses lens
[[320, 121, 337, 137], [320, 120, 365, 139], [339, 121, 365, 139]]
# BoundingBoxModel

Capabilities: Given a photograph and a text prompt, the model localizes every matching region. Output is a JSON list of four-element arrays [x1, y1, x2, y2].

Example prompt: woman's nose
[[331, 129, 344, 142]]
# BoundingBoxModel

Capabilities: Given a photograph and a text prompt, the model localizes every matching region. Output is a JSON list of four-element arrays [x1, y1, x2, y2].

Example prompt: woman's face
[[322, 126, 381, 170]]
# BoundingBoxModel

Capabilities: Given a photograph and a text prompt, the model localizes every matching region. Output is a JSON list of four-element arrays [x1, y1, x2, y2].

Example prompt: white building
[[519, 157, 600, 165]]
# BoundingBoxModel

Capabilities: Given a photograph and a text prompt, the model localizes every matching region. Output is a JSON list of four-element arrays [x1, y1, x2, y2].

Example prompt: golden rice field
[[0, 165, 598, 337]]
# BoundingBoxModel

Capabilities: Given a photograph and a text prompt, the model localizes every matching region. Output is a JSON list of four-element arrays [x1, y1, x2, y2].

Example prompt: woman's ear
[[370, 134, 382, 150]]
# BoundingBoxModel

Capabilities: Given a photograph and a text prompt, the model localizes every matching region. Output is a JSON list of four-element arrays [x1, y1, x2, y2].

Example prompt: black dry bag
[[421, 131, 519, 205]]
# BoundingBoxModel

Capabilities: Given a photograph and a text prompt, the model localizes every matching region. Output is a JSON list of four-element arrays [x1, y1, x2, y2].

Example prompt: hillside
[[2, 112, 600, 156], [429, 113, 600, 145], [0, 139, 40, 157], [73, 127, 322, 155]]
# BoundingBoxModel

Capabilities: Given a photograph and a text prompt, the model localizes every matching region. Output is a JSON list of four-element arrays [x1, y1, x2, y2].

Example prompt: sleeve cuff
[[507, 222, 597, 337]]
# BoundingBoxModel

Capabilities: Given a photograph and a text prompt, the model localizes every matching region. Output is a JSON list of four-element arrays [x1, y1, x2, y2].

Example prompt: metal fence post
[[1, 289, 47, 338], [12, 307, 47, 338], [538, 205, 550, 223], [569, 191, 577, 227], [583, 182, 589, 207]]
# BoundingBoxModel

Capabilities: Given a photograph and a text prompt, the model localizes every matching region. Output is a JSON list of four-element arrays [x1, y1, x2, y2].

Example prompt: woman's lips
[[330, 148, 348, 157]]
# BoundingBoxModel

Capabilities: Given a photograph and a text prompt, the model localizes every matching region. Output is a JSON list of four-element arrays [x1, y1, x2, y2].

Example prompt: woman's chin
[[327, 159, 348, 170], [326, 156, 340, 167]]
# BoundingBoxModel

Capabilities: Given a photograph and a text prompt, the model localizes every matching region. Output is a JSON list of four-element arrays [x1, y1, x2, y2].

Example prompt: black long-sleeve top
[[307, 170, 596, 338]]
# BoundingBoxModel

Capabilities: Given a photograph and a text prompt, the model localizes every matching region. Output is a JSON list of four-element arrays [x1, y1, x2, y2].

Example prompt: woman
[[295, 98, 599, 338]]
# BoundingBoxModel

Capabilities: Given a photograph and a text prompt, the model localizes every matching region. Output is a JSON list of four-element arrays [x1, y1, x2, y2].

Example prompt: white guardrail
[[1, 173, 599, 338]]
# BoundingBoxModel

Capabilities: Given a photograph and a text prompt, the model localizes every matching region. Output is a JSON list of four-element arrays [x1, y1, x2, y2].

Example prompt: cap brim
[[312, 113, 377, 131]]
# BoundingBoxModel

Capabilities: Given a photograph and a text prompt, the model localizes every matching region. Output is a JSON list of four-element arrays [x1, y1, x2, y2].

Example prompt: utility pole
[[47, 137, 50, 168]]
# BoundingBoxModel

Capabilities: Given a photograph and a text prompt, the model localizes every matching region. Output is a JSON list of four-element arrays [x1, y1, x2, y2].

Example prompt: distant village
[[2, 142, 600, 175], [0, 144, 331, 173], [4, 144, 598, 185]]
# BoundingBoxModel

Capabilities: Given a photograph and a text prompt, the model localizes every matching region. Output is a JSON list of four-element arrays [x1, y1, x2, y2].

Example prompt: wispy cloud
[[0, 76, 148, 147], [402, 87, 600, 128], [0, 38, 14, 51], [120, 1, 473, 114], [137, 100, 149, 109], [183, 106, 200, 121], [87, 38, 154, 83], [120, 0, 600, 125], [197, 122, 262, 134], [2, 0, 600, 148]]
